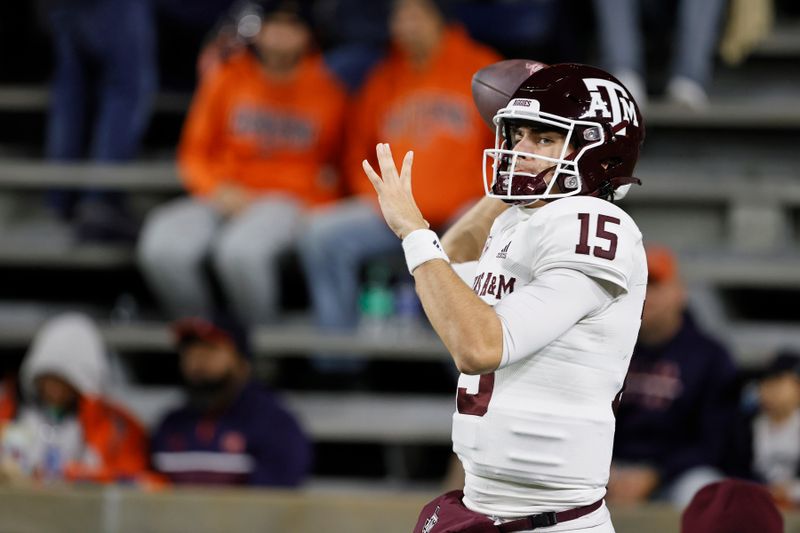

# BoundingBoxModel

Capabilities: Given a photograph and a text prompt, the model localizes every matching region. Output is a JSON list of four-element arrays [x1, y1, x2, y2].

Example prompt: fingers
[[400, 150, 414, 191], [376, 143, 400, 183], [364, 143, 411, 192], [362, 159, 382, 190]]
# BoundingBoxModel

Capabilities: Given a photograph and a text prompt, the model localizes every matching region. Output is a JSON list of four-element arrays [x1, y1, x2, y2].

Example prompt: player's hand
[[362, 143, 429, 239]]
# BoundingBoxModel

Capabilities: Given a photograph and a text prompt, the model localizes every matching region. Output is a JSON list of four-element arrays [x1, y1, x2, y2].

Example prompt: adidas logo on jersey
[[496, 241, 511, 259]]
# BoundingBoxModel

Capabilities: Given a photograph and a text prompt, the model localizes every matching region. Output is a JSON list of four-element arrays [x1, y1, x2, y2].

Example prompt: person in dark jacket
[[608, 245, 738, 507], [151, 315, 311, 486]]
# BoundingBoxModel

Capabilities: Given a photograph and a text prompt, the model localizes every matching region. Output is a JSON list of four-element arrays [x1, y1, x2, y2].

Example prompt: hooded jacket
[[0, 313, 151, 483]]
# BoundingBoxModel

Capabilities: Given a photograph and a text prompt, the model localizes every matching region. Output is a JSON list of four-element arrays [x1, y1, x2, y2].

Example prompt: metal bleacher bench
[[3, 84, 800, 127], [0, 319, 450, 360], [0, 158, 180, 191]]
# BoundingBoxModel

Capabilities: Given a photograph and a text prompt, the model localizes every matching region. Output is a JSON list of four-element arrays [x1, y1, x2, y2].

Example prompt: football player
[[363, 63, 647, 532]]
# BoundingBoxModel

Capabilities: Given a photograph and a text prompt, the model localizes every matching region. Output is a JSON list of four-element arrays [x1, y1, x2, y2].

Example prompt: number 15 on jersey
[[576, 212, 620, 261]]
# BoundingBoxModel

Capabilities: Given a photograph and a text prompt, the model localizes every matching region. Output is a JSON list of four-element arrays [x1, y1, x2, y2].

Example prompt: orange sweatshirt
[[178, 51, 349, 206], [346, 27, 501, 226], [0, 378, 154, 485]]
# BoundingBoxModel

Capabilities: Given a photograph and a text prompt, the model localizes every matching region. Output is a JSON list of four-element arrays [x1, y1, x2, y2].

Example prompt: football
[[471, 59, 548, 130]]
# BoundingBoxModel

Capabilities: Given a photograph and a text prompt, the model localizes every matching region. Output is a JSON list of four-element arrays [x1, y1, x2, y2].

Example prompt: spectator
[[41, 0, 157, 241], [297, 0, 501, 351], [728, 350, 800, 508], [137, 0, 348, 325], [608, 244, 738, 507], [592, 0, 727, 109], [681, 479, 783, 533], [0, 313, 150, 484], [151, 315, 311, 486]]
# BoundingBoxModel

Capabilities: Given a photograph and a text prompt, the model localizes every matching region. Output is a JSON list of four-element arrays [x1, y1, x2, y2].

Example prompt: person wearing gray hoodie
[[0, 313, 150, 483]]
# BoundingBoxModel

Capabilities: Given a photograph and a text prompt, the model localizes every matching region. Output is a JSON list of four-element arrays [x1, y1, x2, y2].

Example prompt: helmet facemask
[[483, 98, 606, 205]]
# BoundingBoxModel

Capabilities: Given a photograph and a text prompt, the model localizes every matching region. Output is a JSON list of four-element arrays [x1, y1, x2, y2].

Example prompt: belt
[[496, 499, 604, 532]]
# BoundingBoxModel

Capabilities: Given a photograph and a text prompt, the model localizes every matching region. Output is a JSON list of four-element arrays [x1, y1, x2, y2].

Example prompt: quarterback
[[363, 63, 647, 532]]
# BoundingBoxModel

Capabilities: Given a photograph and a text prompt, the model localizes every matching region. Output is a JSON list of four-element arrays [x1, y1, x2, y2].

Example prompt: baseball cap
[[761, 350, 800, 380], [681, 479, 783, 533], [172, 314, 251, 361], [646, 244, 678, 283]]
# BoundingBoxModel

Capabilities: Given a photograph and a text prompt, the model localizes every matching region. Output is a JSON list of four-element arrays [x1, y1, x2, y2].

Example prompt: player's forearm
[[441, 197, 508, 262], [413, 259, 502, 375]]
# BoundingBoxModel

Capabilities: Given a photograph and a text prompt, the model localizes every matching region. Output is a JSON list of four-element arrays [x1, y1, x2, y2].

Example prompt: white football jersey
[[452, 196, 647, 519]]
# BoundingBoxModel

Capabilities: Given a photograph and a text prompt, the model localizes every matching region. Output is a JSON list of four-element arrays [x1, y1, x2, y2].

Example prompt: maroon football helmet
[[483, 63, 645, 204]]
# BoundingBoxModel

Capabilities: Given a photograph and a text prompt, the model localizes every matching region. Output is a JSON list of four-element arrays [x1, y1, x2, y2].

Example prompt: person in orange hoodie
[[297, 0, 501, 351], [137, 0, 348, 325], [0, 313, 149, 484]]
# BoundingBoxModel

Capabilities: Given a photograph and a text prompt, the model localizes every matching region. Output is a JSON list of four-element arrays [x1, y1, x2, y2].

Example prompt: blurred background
[[0, 0, 799, 531]]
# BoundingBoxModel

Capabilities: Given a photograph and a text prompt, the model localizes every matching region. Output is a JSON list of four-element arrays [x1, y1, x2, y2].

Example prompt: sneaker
[[74, 199, 140, 243], [666, 76, 709, 110]]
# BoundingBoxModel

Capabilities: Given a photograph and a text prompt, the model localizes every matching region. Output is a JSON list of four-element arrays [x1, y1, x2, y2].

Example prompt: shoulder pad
[[520, 197, 642, 291]]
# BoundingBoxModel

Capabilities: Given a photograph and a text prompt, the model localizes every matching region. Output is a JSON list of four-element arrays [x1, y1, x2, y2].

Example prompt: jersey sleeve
[[494, 268, 614, 368], [523, 198, 642, 293]]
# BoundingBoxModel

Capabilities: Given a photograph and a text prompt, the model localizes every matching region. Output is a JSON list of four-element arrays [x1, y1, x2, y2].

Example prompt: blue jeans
[[45, 0, 157, 214], [592, 0, 726, 88], [297, 199, 399, 333]]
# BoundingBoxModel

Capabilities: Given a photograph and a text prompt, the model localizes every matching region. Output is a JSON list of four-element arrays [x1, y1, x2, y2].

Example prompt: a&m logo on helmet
[[579, 78, 639, 134]]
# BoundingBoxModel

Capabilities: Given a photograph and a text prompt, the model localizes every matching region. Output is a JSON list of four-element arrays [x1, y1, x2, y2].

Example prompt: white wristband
[[402, 229, 450, 274]]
